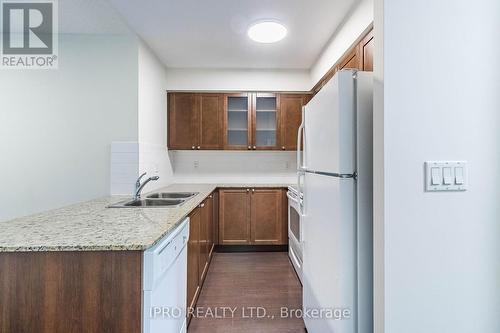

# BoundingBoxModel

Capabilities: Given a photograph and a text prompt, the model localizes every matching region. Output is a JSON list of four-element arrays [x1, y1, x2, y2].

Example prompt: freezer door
[[303, 70, 356, 174], [302, 172, 356, 333]]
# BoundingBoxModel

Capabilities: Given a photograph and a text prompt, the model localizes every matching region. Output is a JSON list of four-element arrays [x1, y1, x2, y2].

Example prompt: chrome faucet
[[134, 172, 159, 200]]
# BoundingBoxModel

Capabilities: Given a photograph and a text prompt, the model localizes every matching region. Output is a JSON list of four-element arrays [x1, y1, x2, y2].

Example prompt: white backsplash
[[110, 142, 174, 195], [111, 147, 297, 194], [110, 142, 139, 195], [170, 150, 297, 184], [138, 142, 174, 192]]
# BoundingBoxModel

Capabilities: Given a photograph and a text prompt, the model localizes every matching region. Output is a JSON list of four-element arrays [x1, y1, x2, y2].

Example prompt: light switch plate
[[425, 161, 467, 192]]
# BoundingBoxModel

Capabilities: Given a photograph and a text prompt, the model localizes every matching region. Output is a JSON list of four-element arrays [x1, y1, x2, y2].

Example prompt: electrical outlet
[[194, 160, 199, 169]]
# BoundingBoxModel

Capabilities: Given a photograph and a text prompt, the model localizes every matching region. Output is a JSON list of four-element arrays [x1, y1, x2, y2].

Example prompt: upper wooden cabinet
[[360, 29, 374, 71], [253, 93, 280, 150], [168, 92, 309, 151], [224, 93, 281, 150], [280, 94, 310, 151], [338, 46, 361, 71], [168, 93, 223, 150], [168, 93, 198, 150], [311, 27, 374, 95], [199, 94, 224, 149], [224, 93, 252, 150]]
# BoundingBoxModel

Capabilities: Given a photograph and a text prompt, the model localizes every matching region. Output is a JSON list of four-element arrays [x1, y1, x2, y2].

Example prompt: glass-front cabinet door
[[225, 93, 251, 149], [253, 93, 279, 150], [224, 93, 280, 150]]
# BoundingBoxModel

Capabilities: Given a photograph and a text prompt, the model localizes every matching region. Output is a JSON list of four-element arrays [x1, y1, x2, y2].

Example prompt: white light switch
[[442, 167, 452, 185], [425, 161, 467, 192], [455, 167, 464, 185], [431, 167, 441, 185]]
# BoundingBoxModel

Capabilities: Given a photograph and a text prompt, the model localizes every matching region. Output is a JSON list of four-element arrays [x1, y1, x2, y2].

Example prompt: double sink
[[108, 192, 199, 208]]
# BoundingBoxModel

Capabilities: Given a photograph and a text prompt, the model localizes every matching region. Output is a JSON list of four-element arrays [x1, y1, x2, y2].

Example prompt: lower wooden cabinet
[[250, 189, 284, 244], [187, 191, 216, 323], [187, 207, 201, 312], [219, 189, 251, 244], [199, 193, 214, 283], [219, 188, 287, 246]]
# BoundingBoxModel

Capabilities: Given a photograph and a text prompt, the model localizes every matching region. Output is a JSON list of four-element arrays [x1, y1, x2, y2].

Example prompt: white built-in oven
[[287, 185, 303, 283]]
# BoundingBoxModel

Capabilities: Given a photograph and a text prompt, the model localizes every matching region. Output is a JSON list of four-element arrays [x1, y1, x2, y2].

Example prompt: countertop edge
[[0, 183, 292, 253]]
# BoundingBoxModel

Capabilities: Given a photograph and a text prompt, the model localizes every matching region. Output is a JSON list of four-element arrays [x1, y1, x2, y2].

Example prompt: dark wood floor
[[188, 252, 305, 333]]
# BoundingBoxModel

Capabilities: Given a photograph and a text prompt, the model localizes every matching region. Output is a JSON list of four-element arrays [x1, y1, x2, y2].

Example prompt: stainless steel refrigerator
[[297, 70, 373, 333]]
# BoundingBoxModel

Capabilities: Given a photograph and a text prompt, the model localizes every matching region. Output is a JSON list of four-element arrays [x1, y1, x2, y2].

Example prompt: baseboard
[[215, 245, 288, 252]]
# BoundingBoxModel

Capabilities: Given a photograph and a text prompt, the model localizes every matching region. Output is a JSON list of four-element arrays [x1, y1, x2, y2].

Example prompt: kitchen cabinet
[[219, 188, 251, 244], [199, 94, 224, 149], [338, 45, 361, 71], [250, 189, 284, 244], [219, 188, 286, 246], [0, 251, 142, 333], [224, 93, 252, 150], [168, 93, 198, 150], [253, 93, 280, 150], [199, 193, 214, 283], [208, 192, 216, 258], [224, 93, 281, 150], [311, 27, 374, 96], [169, 92, 310, 151], [280, 94, 311, 150], [361, 29, 374, 71], [187, 206, 201, 312], [212, 190, 219, 252], [168, 93, 223, 150], [187, 192, 216, 323]]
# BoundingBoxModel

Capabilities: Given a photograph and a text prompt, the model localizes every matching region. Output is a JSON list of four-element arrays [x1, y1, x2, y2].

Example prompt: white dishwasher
[[143, 218, 189, 333]]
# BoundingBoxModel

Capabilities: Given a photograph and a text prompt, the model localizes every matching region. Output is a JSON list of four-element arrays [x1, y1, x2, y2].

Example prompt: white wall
[[171, 151, 296, 184], [165, 68, 311, 92], [0, 34, 139, 222], [374, 1, 500, 332], [372, 0, 385, 332], [137, 42, 174, 192], [310, 0, 374, 85]]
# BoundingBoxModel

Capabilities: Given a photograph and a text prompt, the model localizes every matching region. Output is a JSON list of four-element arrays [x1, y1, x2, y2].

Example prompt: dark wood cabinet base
[[216, 245, 288, 253], [0, 251, 142, 333]]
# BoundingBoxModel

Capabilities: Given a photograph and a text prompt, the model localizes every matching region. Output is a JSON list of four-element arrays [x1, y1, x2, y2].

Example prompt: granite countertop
[[0, 183, 291, 253]]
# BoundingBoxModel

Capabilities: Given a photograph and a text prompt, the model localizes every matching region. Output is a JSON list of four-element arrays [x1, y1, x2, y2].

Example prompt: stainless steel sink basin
[[108, 198, 185, 208], [146, 192, 198, 199]]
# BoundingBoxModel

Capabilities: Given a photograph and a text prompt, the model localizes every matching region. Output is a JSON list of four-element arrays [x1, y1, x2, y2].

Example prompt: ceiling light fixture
[[247, 21, 287, 43]]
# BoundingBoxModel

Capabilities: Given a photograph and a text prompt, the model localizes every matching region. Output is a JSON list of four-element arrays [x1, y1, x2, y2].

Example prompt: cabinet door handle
[[191, 146, 195, 150], [246, 188, 250, 192], [248, 146, 251, 150], [252, 146, 256, 150], [252, 189, 255, 193], [197, 146, 201, 150], [209, 195, 213, 198], [282, 146, 285, 150], [200, 203, 205, 208]]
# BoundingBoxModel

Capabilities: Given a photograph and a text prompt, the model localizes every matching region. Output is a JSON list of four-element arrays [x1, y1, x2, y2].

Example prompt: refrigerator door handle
[[297, 170, 305, 216], [297, 107, 306, 170]]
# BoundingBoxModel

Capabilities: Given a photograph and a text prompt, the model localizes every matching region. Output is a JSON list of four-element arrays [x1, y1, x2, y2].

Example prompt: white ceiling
[[58, 0, 131, 34], [107, 0, 360, 69]]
